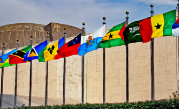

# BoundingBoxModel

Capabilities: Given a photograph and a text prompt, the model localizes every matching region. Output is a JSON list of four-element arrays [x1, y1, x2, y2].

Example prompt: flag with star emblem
[[54, 33, 81, 59], [24, 40, 47, 61], [139, 9, 176, 40], [97, 22, 125, 48], [152, 10, 176, 38], [124, 10, 176, 44], [38, 37, 64, 62], [9, 45, 31, 65], [172, 17, 179, 36], [78, 25, 105, 56]]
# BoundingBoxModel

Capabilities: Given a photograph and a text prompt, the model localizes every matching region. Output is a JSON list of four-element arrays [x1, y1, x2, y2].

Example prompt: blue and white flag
[[0, 49, 17, 63], [24, 40, 47, 61], [78, 25, 105, 56]]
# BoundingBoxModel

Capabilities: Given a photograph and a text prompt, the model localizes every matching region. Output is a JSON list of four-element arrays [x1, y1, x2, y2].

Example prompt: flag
[[9, 45, 31, 65], [38, 37, 64, 62], [24, 40, 47, 61], [54, 33, 81, 59], [0, 59, 15, 68], [172, 17, 179, 36], [0, 49, 17, 63], [151, 10, 176, 38], [123, 20, 143, 44], [97, 22, 125, 48], [78, 25, 105, 56], [124, 10, 176, 44]]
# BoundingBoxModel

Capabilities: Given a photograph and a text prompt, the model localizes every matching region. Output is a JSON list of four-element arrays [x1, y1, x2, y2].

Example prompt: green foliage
[[7, 99, 179, 109]]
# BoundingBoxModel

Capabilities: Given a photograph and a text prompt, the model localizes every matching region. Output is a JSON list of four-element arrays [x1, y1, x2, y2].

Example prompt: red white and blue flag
[[172, 17, 179, 36]]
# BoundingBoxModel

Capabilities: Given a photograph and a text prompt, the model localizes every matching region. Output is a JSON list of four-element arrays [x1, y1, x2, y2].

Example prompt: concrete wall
[[86, 36, 178, 103]]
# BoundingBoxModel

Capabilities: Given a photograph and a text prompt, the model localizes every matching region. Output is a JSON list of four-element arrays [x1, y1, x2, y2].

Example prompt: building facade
[[0, 22, 178, 105]]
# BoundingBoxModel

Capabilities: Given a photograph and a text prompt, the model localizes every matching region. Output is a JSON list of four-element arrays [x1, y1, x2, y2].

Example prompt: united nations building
[[0, 19, 178, 107]]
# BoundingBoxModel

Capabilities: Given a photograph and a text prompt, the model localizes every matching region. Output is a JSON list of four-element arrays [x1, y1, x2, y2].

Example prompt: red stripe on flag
[[54, 42, 80, 59], [9, 55, 28, 65], [119, 23, 126, 41], [139, 18, 153, 43]]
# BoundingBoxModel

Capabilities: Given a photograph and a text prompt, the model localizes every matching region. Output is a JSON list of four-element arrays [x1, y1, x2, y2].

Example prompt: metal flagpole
[[178, 0, 179, 19], [125, 11, 129, 103], [103, 17, 106, 104], [177, 0, 179, 93], [29, 36, 33, 106], [0, 43, 5, 108], [14, 39, 19, 107], [150, 4, 155, 100], [45, 31, 49, 106], [63, 28, 66, 105], [82, 22, 85, 104]]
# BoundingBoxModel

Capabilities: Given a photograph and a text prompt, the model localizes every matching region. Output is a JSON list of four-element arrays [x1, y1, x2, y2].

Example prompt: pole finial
[[64, 27, 66, 30], [82, 22, 85, 26], [47, 31, 49, 34], [150, 4, 153, 7], [16, 39, 19, 42], [103, 17, 106, 24], [126, 11, 129, 15], [31, 36, 33, 38], [2, 43, 4, 46]]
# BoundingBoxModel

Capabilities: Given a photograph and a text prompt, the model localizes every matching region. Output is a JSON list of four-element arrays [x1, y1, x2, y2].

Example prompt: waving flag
[[124, 10, 176, 44], [38, 37, 64, 62], [9, 45, 31, 65], [0, 49, 17, 63], [54, 33, 81, 59], [78, 25, 105, 56], [0, 49, 17, 68], [24, 40, 47, 61], [97, 22, 125, 48]]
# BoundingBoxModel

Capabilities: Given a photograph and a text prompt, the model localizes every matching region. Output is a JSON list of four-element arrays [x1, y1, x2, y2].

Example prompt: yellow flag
[[44, 41, 58, 61], [102, 30, 121, 41], [151, 14, 164, 38]]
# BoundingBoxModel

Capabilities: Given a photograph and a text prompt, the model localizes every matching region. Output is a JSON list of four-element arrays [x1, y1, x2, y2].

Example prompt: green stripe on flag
[[108, 22, 125, 33], [97, 38, 125, 48], [163, 10, 176, 36], [38, 46, 47, 62]]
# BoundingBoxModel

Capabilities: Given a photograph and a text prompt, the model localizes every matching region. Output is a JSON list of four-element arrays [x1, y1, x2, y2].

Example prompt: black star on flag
[[109, 33, 113, 39], [155, 23, 162, 29]]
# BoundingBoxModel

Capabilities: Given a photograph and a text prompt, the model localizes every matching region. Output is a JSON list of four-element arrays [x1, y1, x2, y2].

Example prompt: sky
[[0, 0, 178, 33]]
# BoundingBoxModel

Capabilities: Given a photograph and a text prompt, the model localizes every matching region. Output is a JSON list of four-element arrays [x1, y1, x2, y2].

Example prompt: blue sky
[[0, 0, 177, 33]]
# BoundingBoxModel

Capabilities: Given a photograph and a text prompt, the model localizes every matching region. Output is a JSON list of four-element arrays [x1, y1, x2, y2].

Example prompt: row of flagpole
[[0, 2, 179, 108]]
